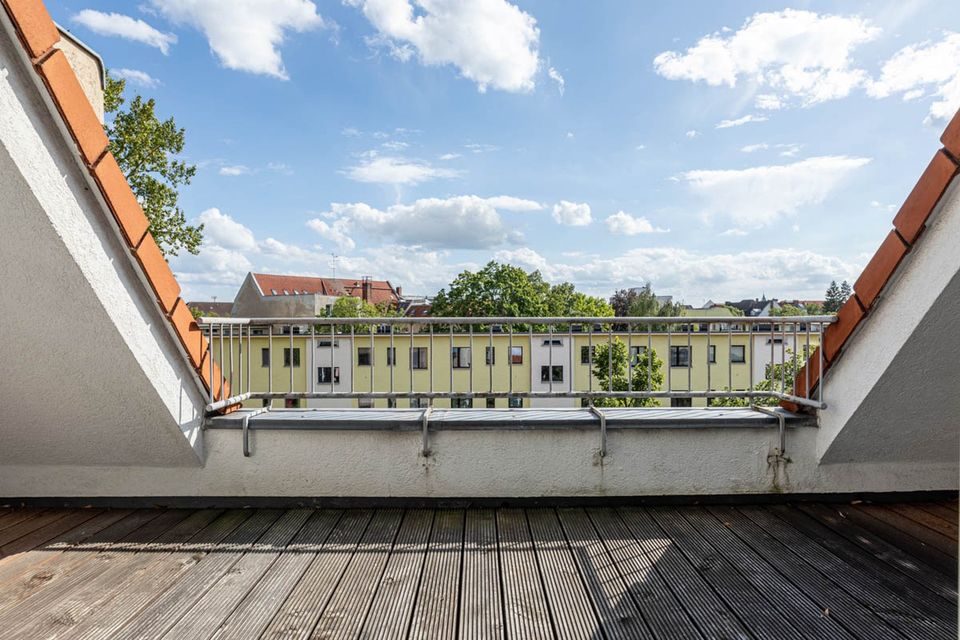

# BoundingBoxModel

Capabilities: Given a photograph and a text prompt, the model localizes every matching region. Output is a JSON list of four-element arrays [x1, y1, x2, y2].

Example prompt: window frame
[[730, 345, 746, 363], [451, 346, 472, 369], [283, 347, 301, 368], [260, 347, 270, 368], [540, 365, 564, 383], [357, 347, 372, 366], [707, 344, 716, 364], [317, 366, 340, 384], [580, 345, 595, 365], [485, 346, 495, 366], [410, 347, 429, 370], [669, 345, 690, 368], [510, 346, 523, 365]]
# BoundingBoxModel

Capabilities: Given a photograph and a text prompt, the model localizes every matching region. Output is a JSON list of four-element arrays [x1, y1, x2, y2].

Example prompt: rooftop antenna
[[330, 252, 338, 280]]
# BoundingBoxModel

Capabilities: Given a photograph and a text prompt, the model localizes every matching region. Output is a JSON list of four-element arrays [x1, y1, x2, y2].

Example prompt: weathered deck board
[[0, 502, 954, 640]]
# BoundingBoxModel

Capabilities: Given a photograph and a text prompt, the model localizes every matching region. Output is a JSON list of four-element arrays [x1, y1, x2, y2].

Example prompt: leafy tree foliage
[[824, 280, 852, 313], [610, 283, 682, 317], [105, 74, 201, 257], [711, 347, 812, 407], [590, 339, 664, 407], [770, 304, 804, 316], [321, 296, 397, 333], [431, 261, 612, 328], [804, 302, 824, 315]]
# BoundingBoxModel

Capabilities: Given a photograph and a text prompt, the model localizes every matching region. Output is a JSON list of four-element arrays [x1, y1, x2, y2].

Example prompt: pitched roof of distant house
[[1, 0, 230, 405], [784, 108, 960, 411], [251, 273, 399, 306], [404, 303, 432, 317], [188, 301, 233, 317]]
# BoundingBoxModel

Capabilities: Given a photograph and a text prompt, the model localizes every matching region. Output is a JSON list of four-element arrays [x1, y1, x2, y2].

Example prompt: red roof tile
[[252, 273, 399, 306], [854, 230, 909, 310], [892, 151, 958, 244], [3, 0, 58, 59], [942, 109, 960, 160]]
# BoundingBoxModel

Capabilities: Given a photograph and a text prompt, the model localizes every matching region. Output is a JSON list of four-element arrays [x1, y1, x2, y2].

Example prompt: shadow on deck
[[0, 500, 955, 639]]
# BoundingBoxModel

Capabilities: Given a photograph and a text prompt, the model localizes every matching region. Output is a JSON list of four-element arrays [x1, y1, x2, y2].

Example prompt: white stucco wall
[[819, 177, 960, 465], [0, 17, 206, 467], [529, 336, 576, 408], [0, 424, 953, 498], [305, 337, 354, 408]]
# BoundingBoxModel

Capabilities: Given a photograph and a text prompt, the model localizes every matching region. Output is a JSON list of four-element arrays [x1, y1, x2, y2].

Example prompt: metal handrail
[[200, 315, 834, 414]]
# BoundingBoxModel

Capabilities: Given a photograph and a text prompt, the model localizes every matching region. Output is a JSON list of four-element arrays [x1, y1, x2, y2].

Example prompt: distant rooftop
[[251, 273, 399, 306]]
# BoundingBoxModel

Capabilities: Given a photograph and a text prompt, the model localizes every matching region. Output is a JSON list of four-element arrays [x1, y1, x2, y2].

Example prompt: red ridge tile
[[792, 347, 822, 401], [822, 296, 865, 363], [941, 108, 960, 160], [91, 152, 149, 247], [35, 50, 108, 166], [169, 298, 207, 369], [133, 234, 181, 314], [3, 0, 59, 59], [893, 150, 958, 244], [854, 230, 909, 310]]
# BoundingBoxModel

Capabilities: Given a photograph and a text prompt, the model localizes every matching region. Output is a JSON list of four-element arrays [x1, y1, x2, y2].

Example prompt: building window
[[410, 397, 429, 408], [451, 398, 473, 408], [283, 348, 300, 368], [451, 347, 472, 368], [508, 396, 523, 408], [629, 346, 647, 365], [510, 346, 523, 365], [541, 365, 564, 383], [284, 398, 300, 408], [357, 347, 372, 366], [730, 345, 746, 363], [542, 339, 562, 346], [410, 347, 429, 370], [386, 347, 396, 366], [387, 398, 397, 408], [261, 348, 270, 367], [580, 346, 595, 364], [669, 346, 690, 367], [671, 398, 692, 408], [486, 397, 496, 408], [485, 346, 495, 365], [708, 345, 716, 364], [317, 367, 340, 384], [358, 398, 373, 409]]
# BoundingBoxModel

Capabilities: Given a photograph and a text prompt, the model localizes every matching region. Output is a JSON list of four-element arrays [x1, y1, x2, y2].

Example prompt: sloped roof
[[783, 109, 960, 411], [252, 273, 399, 306], [1, 0, 230, 405], [188, 301, 233, 317]]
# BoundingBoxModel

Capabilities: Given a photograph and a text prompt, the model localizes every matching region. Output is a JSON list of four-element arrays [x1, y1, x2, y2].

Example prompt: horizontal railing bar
[[198, 315, 837, 326]]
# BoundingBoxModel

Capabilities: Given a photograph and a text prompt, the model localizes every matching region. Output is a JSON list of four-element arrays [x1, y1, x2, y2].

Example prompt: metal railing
[[198, 315, 833, 414]]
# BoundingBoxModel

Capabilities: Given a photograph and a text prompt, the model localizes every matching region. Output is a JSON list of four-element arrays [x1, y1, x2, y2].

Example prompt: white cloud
[[635, 144, 646, 151], [740, 143, 769, 153], [552, 201, 592, 226], [681, 155, 871, 227], [348, 0, 542, 93], [345, 153, 461, 185], [310, 195, 541, 250], [341, 127, 362, 137], [439, 153, 461, 160], [566, 131, 574, 139], [196, 208, 258, 251], [548, 66, 565, 95], [719, 228, 749, 237], [755, 93, 783, 110], [867, 32, 960, 122], [149, 0, 326, 79], [465, 143, 499, 153], [381, 140, 409, 151], [219, 165, 251, 176], [716, 114, 768, 129], [494, 247, 862, 301], [72, 10, 176, 54], [604, 211, 668, 235], [740, 142, 802, 156], [112, 68, 160, 88], [306, 218, 355, 252], [685, 130, 699, 138], [654, 9, 879, 107]]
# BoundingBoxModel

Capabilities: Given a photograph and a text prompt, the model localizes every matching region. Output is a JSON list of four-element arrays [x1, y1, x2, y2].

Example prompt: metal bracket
[[421, 406, 434, 457], [751, 404, 786, 456], [588, 405, 607, 457], [241, 408, 270, 457]]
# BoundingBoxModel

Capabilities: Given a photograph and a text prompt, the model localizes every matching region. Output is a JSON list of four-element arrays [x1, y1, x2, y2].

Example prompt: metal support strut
[[588, 405, 607, 458], [241, 408, 270, 457], [421, 406, 433, 457], [751, 404, 786, 456]]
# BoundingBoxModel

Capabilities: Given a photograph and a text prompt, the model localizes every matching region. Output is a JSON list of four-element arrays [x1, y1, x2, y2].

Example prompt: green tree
[[804, 302, 824, 315], [770, 304, 804, 316], [321, 296, 397, 334], [105, 74, 201, 257], [609, 283, 683, 331], [590, 339, 664, 407], [839, 280, 852, 302], [823, 280, 853, 313], [431, 262, 610, 330], [711, 347, 812, 407]]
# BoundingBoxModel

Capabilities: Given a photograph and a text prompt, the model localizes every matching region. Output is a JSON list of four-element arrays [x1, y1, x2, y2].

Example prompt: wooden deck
[[0, 501, 954, 639]]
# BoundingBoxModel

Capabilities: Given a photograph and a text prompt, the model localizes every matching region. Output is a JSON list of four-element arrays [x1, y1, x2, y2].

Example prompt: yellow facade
[[215, 330, 819, 409]]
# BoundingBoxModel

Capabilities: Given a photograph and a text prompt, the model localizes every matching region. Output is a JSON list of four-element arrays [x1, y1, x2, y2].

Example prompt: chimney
[[395, 285, 403, 298], [362, 276, 372, 302]]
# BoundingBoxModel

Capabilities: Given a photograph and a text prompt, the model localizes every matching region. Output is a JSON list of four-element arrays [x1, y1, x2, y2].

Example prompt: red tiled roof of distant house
[[782, 108, 960, 412], [252, 273, 399, 306], [2, 0, 232, 408]]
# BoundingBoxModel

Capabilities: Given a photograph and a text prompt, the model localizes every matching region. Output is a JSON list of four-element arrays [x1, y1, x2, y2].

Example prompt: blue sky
[[47, 0, 960, 304]]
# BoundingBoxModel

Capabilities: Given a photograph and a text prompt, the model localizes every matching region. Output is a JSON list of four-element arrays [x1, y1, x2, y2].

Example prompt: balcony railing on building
[[199, 316, 832, 415]]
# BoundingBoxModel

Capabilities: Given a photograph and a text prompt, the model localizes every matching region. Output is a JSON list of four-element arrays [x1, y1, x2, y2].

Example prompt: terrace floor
[[0, 501, 955, 639]]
